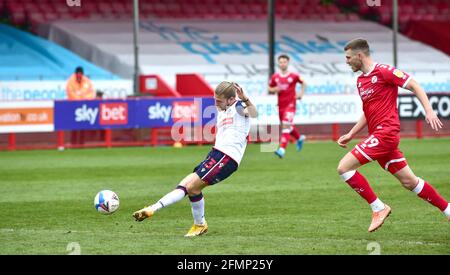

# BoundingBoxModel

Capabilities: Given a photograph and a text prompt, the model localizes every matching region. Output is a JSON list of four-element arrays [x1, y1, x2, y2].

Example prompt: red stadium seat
[[410, 14, 424, 21], [33, 1, 51, 13], [379, 13, 392, 25], [426, 5, 438, 15], [27, 11, 45, 24], [7, 4, 25, 17], [59, 12, 75, 20], [53, 4, 70, 14], [334, 13, 348, 22], [98, 2, 114, 14], [140, 2, 154, 12], [422, 14, 435, 21], [11, 12, 26, 25], [166, 3, 181, 14], [2, 0, 405, 26], [347, 13, 360, 21], [438, 8, 450, 15], [322, 14, 336, 21], [401, 5, 414, 15], [249, 3, 263, 14], [307, 14, 321, 21], [111, 2, 125, 13], [44, 12, 60, 22], [399, 13, 411, 24]]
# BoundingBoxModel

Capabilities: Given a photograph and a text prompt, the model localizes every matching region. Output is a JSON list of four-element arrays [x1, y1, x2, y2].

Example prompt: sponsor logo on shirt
[[359, 88, 374, 100], [220, 117, 233, 127], [393, 69, 404, 78]]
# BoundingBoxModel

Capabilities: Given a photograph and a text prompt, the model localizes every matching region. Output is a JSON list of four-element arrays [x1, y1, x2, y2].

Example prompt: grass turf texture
[[0, 138, 449, 255]]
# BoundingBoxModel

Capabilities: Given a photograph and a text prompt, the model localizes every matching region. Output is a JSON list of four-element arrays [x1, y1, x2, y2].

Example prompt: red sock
[[342, 171, 378, 204], [290, 127, 300, 140], [280, 132, 290, 149], [418, 182, 448, 211]]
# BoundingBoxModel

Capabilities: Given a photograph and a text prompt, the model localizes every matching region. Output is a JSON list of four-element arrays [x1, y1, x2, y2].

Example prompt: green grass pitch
[[0, 138, 449, 255]]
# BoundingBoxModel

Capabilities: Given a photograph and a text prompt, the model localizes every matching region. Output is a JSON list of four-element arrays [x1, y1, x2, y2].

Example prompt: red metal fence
[[1, 120, 449, 151]]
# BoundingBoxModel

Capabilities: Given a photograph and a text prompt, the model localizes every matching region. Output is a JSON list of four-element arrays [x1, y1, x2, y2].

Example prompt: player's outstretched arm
[[234, 83, 258, 118], [405, 79, 443, 131], [337, 114, 367, 148]]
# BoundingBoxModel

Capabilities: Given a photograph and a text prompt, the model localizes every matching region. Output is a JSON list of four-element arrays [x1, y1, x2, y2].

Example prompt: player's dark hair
[[278, 54, 290, 61], [344, 38, 370, 56], [75, 66, 84, 74], [215, 81, 236, 99]]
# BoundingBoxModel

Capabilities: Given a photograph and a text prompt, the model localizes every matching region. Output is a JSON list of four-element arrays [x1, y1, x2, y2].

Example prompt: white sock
[[278, 147, 285, 154], [190, 197, 206, 225], [151, 187, 186, 212], [370, 198, 385, 212], [444, 204, 450, 219], [412, 178, 425, 194]]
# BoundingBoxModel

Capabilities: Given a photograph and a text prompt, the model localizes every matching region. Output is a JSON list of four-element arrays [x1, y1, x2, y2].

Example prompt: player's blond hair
[[344, 38, 370, 56], [215, 81, 236, 99]]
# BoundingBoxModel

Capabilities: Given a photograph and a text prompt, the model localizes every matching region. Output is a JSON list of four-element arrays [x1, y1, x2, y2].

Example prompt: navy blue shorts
[[193, 148, 238, 185]]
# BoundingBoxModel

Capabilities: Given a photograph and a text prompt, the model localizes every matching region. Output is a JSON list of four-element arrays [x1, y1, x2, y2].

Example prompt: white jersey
[[214, 100, 250, 165]]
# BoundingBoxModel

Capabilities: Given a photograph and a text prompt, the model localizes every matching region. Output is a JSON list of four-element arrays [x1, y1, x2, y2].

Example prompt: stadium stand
[[2, 0, 360, 28], [338, 0, 450, 61], [0, 23, 119, 80], [344, 0, 450, 27], [39, 20, 450, 97], [404, 20, 450, 56]]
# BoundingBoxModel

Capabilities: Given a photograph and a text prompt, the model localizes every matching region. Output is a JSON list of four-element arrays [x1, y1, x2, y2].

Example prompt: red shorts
[[351, 133, 408, 174], [279, 107, 296, 125]]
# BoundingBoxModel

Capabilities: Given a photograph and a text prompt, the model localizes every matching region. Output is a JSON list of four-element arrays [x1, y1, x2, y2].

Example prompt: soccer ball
[[94, 190, 120, 214]]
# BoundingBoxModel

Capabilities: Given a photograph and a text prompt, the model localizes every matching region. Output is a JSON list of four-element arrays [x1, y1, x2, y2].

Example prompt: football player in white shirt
[[133, 81, 257, 237]]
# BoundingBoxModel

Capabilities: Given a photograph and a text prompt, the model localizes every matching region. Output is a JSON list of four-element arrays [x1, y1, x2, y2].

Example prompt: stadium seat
[[1, 0, 420, 28], [347, 13, 360, 21], [53, 4, 70, 14], [44, 12, 60, 22], [11, 12, 26, 26], [0, 23, 119, 80]]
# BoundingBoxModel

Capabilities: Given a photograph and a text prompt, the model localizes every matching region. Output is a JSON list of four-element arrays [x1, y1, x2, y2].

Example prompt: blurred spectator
[[96, 90, 104, 99], [66, 66, 94, 146], [66, 66, 95, 100], [93, 90, 106, 142]]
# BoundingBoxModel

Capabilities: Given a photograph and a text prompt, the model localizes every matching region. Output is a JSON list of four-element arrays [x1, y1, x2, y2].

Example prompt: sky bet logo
[[75, 103, 128, 125], [148, 101, 199, 123], [172, 101, 199, 122]]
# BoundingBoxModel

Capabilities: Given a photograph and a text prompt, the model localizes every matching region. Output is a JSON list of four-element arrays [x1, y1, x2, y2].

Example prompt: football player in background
[[269, 54, 307, 158]]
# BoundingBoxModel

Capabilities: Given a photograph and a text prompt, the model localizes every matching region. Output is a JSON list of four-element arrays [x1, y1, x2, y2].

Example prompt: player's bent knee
[[400, 177, 418, 190], [337, 162, 349, 175], [185, 178, 207, 196]]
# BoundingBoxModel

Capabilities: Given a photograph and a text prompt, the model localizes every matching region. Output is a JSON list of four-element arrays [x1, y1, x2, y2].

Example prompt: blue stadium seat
[[0, 24, 119, 80]]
